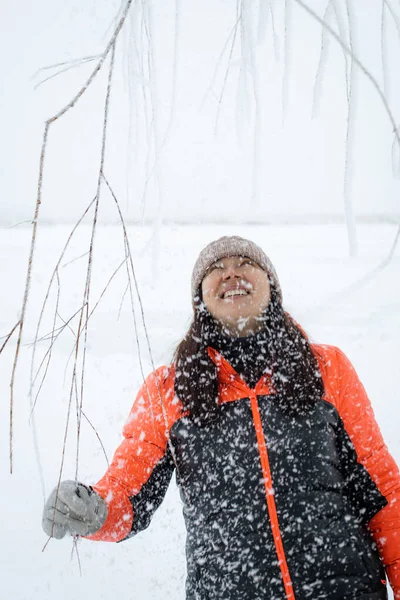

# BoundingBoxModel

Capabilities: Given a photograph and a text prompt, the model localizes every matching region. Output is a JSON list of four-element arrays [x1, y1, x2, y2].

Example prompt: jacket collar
[[207, 347, 274, 404]]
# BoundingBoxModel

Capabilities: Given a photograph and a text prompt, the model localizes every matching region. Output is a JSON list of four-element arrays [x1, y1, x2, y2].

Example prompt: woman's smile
[[219, 281, 252, 300]]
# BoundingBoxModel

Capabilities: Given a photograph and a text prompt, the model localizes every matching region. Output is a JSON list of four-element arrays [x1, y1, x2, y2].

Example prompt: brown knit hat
[[191, 235, 282, 304]]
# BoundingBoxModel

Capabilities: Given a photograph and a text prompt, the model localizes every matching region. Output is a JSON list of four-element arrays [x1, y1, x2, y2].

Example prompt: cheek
[[254, 275, 271, 302], [201, 279, 218, 303]]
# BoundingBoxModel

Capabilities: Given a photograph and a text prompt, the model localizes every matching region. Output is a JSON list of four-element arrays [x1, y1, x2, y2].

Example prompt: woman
[[43, 235, 400, 600]]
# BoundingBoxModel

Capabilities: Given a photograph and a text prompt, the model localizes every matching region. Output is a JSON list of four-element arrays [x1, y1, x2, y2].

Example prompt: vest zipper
[[249, 391, 295, 600]]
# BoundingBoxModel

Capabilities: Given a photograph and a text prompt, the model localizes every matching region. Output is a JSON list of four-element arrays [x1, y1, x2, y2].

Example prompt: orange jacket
[[89, 344, 400, 599]]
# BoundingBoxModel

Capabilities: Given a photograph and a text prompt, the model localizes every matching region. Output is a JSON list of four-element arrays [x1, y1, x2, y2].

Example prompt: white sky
[[1, 0, 400, 226]]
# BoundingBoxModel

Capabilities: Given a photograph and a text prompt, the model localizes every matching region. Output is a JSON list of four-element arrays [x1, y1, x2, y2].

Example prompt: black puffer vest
[[126, 337, 388, 600]]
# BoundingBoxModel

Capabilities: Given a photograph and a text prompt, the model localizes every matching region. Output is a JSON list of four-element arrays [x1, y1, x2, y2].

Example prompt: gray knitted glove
[[42, 480, 107, 539]]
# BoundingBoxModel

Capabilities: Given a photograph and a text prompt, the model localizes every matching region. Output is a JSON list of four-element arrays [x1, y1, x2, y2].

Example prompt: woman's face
[[201, 256, 271, 336]]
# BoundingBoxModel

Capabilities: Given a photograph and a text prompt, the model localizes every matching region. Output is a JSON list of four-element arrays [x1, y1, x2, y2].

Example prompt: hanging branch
[[213, 11, 242, 136], [312, 0, 351, 116], [133, 0, 181, 209], [102, 172, 191, 506], [282, 0, 293, 124], [8, 0, 134, 474], [257, 0, 270, 43], [268, 0, 280, 61], [74, 42, 117, 484], [382, 0, 400, 177], [162, 0, 181, 148], [384, 0, 400, 38], [343, 0, 358, 257], [382, 1, 389, 102], [312, 0, 359, 255], [43, 40, 118, 548], [142, 1, 167, 281], [294, 0, 400, 150], [200, 10, 242, 115], [295, 0, 400, 258], [311, 0, 334, 120], [332, 1, 351, 102]]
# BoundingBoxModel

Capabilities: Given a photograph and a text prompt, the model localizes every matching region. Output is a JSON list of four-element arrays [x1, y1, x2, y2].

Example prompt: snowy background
[[1, 1, 400, 599]]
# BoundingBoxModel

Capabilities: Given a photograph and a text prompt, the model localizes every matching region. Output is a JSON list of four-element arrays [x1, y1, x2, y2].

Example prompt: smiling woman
[[42, 236, 400, 600]]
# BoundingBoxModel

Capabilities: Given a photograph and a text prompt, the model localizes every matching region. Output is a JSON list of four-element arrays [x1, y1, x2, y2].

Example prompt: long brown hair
[[173, 286, 324, 425]]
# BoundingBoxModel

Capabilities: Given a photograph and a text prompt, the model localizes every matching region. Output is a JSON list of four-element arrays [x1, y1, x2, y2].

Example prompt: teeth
[[223, 289, 248, 299]]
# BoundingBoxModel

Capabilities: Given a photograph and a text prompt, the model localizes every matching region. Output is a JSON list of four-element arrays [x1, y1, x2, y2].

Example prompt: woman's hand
[[42, 481, 107, 539]]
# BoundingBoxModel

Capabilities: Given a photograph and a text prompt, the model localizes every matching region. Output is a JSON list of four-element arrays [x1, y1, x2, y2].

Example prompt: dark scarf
[[206, 323, 272, 389], [174, 293, 324, 425]]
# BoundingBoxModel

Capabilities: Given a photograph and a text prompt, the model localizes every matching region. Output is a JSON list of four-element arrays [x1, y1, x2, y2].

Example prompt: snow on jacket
[[88, 344, 400, 600]]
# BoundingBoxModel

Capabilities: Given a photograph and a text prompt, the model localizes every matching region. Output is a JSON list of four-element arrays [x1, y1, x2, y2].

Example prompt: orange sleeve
[[86, 367, 173, 542], [332, 347, 400, 598]]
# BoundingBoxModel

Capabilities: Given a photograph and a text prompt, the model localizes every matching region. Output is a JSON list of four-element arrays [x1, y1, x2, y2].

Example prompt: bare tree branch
[[9, 0, 134, 473], [74, 42, 117, 484]]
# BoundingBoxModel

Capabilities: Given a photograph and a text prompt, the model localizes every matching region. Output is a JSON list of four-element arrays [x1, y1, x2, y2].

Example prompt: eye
[[209, 262, 224, 273], [239, 259, 253, 267]]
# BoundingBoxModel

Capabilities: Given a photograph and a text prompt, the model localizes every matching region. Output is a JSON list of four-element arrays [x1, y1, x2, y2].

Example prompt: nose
[[222, 264, 240, 280]]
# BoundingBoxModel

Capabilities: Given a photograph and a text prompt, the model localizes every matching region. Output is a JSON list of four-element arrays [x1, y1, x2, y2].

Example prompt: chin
[[223, 316, 255, 333]]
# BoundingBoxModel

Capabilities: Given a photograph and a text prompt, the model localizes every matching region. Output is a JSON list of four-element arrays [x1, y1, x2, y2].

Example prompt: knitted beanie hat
[[191, 235, 282, 304]]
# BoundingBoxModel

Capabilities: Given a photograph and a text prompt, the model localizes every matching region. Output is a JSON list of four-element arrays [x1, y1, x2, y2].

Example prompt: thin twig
[[30, 269, 61, 415], [31, 305, 82, 348], [62, 251, 90, 269], [384, 0, 400, 38], [33, 55, 101, 77], [33, 255, 126, 390], [30, 198, 96, 402], [117, 282, 130, 320], [34, 56, 100, 90], [71, 536, 83, 576], [81, 410, 109, 467], [6, 221, 33, 228], [0, 321, 20, 355]]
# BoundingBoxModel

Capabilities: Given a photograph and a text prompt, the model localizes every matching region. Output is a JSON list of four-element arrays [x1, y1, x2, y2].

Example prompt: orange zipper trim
[[249, 391, 295, 600]]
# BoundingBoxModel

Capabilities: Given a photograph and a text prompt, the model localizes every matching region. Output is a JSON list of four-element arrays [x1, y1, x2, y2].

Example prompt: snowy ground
[[1, 222, 399, 600]]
